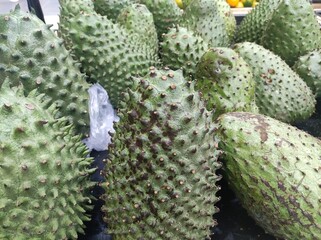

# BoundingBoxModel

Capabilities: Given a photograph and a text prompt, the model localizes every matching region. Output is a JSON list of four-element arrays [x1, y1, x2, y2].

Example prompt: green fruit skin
[[0, 80, 94, 240], [102, 67, 222, 240], [0, 7, 90, 135], [93, 0, 137, 20], [261, 0, 321, 66], [195, 47, 258, 119], [217, 112, 321, 240], [293, 49, 321, 98], [233, 42, 316, 123]]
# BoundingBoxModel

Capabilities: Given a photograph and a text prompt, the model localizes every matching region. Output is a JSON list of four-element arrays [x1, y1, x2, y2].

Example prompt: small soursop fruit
[[0, 6, 90, 135], [195, 47, 258, 119], [261, 0, 321, 66], [0, 79, 94, 240], [293, 49, 321, 98], [233, 42, 315, 123], [160, 26, 209, 78], [93, 0, 137, 21], [217, 112, 321, 240], [235, 0, 281, 43], [102, 67, 222, 240]]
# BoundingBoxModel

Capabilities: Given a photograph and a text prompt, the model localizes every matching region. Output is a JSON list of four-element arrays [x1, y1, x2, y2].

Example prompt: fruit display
[[1, 0, 321, 239]]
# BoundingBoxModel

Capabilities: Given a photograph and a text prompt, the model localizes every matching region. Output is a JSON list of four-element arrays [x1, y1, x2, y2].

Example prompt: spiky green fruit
[[181, 0, 230, 47], [117, 3, 158, 56], [137, 0, 183, 37], [261, 0, 321, 66], [0, 7, 90, 135], [217, 111, 321, 240], [93, 0, 137, 20], [102, 67, 222, 240], [233, 42, 315, 123], [59, 1, 159, 107], [214, 0, 236, 42], [235, 0, 281, 43], [160, 26, 209, 78], [195, 47, 257, 119], [0, 80, 94, 240], [293, 49, 321, 98]]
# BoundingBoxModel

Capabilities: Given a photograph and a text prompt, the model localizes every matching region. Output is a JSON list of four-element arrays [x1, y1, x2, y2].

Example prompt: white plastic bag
[[83, 84, 119, 151]]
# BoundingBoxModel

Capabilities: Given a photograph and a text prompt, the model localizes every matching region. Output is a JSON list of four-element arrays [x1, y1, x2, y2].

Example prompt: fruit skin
[[233, 42, 315, 123], [217, 111, 321, 240], [0, 79, 94, 240], [195, 47, 258, 119], [261, 0, 321, 66], [0, 6, 90, 135], [227, 0, 239, 7], [293, 49, 321, 98], [102, 67, 222, 240], [93, 0, 136, 21], [235, 0, 281, 43], [59, 0, 159, 107], [160, 26, 209, 78], [181, 0, 230, 47]]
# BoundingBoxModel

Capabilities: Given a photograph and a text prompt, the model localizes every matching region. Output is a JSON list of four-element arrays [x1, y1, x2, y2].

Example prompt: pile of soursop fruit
[[1, 0, 321, 239]]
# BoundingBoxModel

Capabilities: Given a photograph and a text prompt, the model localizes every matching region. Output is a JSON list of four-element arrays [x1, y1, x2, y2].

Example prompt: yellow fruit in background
[[175, 0, 184, 8], [227, 0, 239, 7], [252, 0, 259, 7], [236, 1, 244, 7]]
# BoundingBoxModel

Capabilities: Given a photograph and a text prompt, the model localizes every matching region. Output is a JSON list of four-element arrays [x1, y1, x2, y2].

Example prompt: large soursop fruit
[[59, 0, 159, 107], [233, 42, 315, 123], [93, 0, 137, 21], [0, 80, 94, 240], [235, 0, 281, 43], [261, 0, 321, 66], [0, 6, 90, 135], [160, 26, 209, 78], [195, 47, 258, 119], [293, 49, 321, 98], [217, 112, 321, 240], [102, 67, 222, 240]]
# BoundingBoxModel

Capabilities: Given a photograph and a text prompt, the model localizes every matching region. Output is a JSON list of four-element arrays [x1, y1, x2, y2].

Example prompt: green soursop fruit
[[59, 0, 159, 107], [0, 80, 94, 240], [195, 47, 258, 119], [117, 3, 158, 56], [233, 42, 315, 123], [102, 67, 222, 240], [214, 0, 236, 42], [181, 0, 230, 47], [235, 0, 281, 43], [293, 49, 321, 98], [0, 6, 90, 135], [137, 0, 183, 37], [160, 26, 209, 78], [261, 0, 321, 66], [217, 111, 321, 240], [93, 0, 137, 20]]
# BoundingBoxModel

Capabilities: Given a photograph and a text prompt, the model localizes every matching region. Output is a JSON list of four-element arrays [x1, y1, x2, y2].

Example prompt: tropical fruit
[[102, 67, 222, 240], [93, 0, 136, 21]]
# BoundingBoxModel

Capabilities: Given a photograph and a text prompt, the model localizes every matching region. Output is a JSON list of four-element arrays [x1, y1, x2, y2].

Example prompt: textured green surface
[[93, 0, 136, 20], [195, 47, 257, 119], [234, 42, 315, 123], [236, 0, 281, 43], [0, 7, 90, 135], [59, 0, 159, 107], [102, 68, 221, 240], [261, 0, 321, 66], [217, 112, 321, 240], [0, 80, 94, 240], [293, 49, 321, 98], [160, 26, 209, 78], [214, 0, 236, 42], [181, 0, 230, 47]]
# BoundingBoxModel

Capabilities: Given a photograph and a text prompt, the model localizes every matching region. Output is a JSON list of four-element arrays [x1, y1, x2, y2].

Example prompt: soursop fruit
[[181, 0, 230, 47], [293, 49, 321, 98], [261, 0, 321, 66], [93, 0, 137, 21], [235, 0, 281, 43], [102, 67, 222, 240], [233, 42, 315, 123], [217, 111, 321, 240], [0, 79, 94, 240], [59, 0, 159, 107], [195, 47, 257, 119], [160, 26, 209, 78], [0, 6, 90, 135]]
